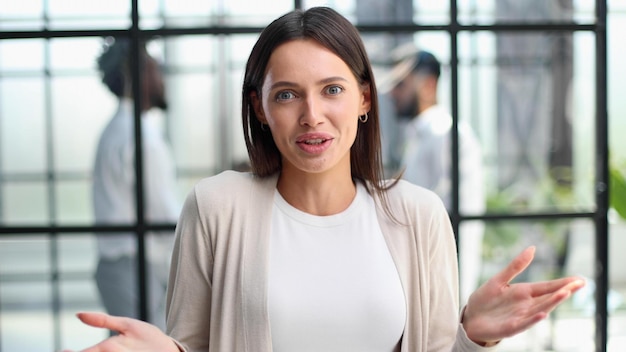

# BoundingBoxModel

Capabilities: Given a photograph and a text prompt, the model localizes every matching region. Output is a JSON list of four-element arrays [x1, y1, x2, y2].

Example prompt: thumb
[[492, 246, 536, 286], [76, 312, 129, 333]]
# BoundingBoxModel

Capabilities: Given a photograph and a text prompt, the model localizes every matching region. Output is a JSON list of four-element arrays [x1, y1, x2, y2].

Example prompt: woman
[[69, 7, 584, 352]]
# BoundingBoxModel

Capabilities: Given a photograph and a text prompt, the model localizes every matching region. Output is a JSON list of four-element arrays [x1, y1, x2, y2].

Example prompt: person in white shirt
[[92, 38, 180, 331], [384, 46, 486, 304], [68, 8, 584, 352]]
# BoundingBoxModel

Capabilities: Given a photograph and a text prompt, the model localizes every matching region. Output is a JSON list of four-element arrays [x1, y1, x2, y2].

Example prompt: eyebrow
[[269, 76, 349, 90]]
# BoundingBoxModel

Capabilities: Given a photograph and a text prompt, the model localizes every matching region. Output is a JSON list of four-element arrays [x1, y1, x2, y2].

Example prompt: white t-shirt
[[268, 183, 407, 352]]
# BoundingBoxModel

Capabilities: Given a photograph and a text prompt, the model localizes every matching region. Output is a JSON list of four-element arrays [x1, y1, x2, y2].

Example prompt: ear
[[420, 75, 438, 101], [359, 83, 372, 116], [250, 90, 266, 123], [424, 75, 437, 90]]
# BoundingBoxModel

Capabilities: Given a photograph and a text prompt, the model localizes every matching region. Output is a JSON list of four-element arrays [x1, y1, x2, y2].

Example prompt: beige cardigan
[[165, 171, 493, 352]]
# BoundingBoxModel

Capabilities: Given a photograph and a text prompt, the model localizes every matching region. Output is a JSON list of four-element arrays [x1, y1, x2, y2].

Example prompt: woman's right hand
[[63, 312, 181, 352]]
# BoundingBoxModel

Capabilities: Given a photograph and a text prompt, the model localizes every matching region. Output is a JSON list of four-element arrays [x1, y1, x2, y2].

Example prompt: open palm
[[63, 312, 179, 352], [461, 246, 585, 345]]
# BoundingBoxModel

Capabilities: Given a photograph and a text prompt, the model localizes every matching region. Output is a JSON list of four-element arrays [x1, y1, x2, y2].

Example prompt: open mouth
[[302, 139, 326, 145]]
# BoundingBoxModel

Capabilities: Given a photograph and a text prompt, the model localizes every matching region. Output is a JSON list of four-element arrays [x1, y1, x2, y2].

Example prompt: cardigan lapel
[[241, 173, 279, 351]]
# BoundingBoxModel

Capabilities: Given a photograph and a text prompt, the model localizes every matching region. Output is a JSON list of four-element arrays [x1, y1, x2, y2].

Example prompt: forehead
[[264, 39, 354, 82]]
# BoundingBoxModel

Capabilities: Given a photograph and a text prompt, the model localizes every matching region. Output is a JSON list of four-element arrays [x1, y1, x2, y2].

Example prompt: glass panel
[[229, 35, 258, 169], [0, 77, 47, 174], [140, 0, 293, 28], [0, 235, 51, 275], [458, 0, 595, 25], [165, 36, 213, 175], [229, 67, 250, 169], [145, 231, 176, 330], [166, 35, 218, 173], [0, 282, 54, 351], [165, 35, 212, 68], [221, 0, 294, 25], [57, 234, 98, 272], [168, 68, 216, 171], [57, 234, 105, 347], [55, 180, 92, 224], [0, 39, 45, 72], [478, 218, 596, 350], [47, 0, 130, 29], [1, 182, 49, 224], [60, 280, 107, 349], [458, 220, 485, 304], [609, 215, 626, 349], [412, 0, 450, 24], [304, 0, 355, 18], [458, 32, 497, 204], [0, 235, 56, 350], [458, 31, 596, 214], [0, 0, 129, 30], [0, 0, 44, 30], [51, 75, 115, 173], [305, 0, 449, 24], [49, 37, 104, 72]]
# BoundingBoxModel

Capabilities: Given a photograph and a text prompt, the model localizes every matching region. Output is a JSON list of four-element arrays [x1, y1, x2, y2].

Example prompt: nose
[[299, 95, 324, 127]]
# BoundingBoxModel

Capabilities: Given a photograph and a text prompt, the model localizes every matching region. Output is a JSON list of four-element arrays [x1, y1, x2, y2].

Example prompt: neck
[[277, 166, 356, 216], [417, 99, 436, 115]]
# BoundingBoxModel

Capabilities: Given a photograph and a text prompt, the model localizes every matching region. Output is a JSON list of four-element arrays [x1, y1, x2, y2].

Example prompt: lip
[[296, 132, 334, 154]]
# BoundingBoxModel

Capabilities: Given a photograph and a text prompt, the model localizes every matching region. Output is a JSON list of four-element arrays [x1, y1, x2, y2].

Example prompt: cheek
[[333, 101, 360, 127], [263, 106, 288, 129], [335, 107, 360, 139]]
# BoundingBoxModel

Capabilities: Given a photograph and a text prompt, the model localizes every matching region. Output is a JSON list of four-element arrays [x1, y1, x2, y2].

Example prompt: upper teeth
[[305, 139, 324, 145]]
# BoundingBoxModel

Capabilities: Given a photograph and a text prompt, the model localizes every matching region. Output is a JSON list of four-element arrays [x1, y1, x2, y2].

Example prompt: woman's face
[[253, 39, 371, 178]]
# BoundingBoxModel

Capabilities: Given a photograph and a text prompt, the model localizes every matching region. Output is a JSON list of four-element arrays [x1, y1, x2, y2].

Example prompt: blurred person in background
[[92, 37, 180, 332], [383, 45, 486, 304]]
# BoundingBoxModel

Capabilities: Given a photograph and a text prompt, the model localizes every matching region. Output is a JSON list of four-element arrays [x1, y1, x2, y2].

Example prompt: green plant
[[610, 160, 626, 219], [482, 167, 575, 281]]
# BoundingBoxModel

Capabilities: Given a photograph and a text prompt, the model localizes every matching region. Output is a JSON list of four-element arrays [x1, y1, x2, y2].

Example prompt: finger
[[529, 277, 586, 297], [77, 312, 129, 333], [529, 279, 586, 315], [491, 246, 535, 286]]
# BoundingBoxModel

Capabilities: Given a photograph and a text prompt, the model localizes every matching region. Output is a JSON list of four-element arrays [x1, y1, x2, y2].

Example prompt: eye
[[326, 85, 343, 96], [276, 91, 296, 101]]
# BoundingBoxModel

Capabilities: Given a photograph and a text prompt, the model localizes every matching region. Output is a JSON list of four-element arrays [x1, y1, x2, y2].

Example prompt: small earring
[[260, 122, 268, 131], [359, 113, 368, 123]]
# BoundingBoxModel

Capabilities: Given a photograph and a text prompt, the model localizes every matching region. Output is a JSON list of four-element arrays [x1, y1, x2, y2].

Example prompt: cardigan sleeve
[[165, 184, 213, 352], [426, 196, 497, 352], [423, 198, 463, 351]]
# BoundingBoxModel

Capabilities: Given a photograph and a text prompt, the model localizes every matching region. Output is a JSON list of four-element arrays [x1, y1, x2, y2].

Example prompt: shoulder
[[379, 179, 449, 223], [195, 170, 256, 191], [178, 171, 276, 242], [190, 171, 277, 207], [386, 179, 445, 208]]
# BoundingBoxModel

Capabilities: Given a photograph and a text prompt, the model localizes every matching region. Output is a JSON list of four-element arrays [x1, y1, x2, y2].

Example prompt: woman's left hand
[[461, 246, 585, 346]]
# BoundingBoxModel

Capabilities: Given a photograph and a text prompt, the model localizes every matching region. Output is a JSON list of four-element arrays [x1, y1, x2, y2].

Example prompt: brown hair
[[241, 6, 400, 218]]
